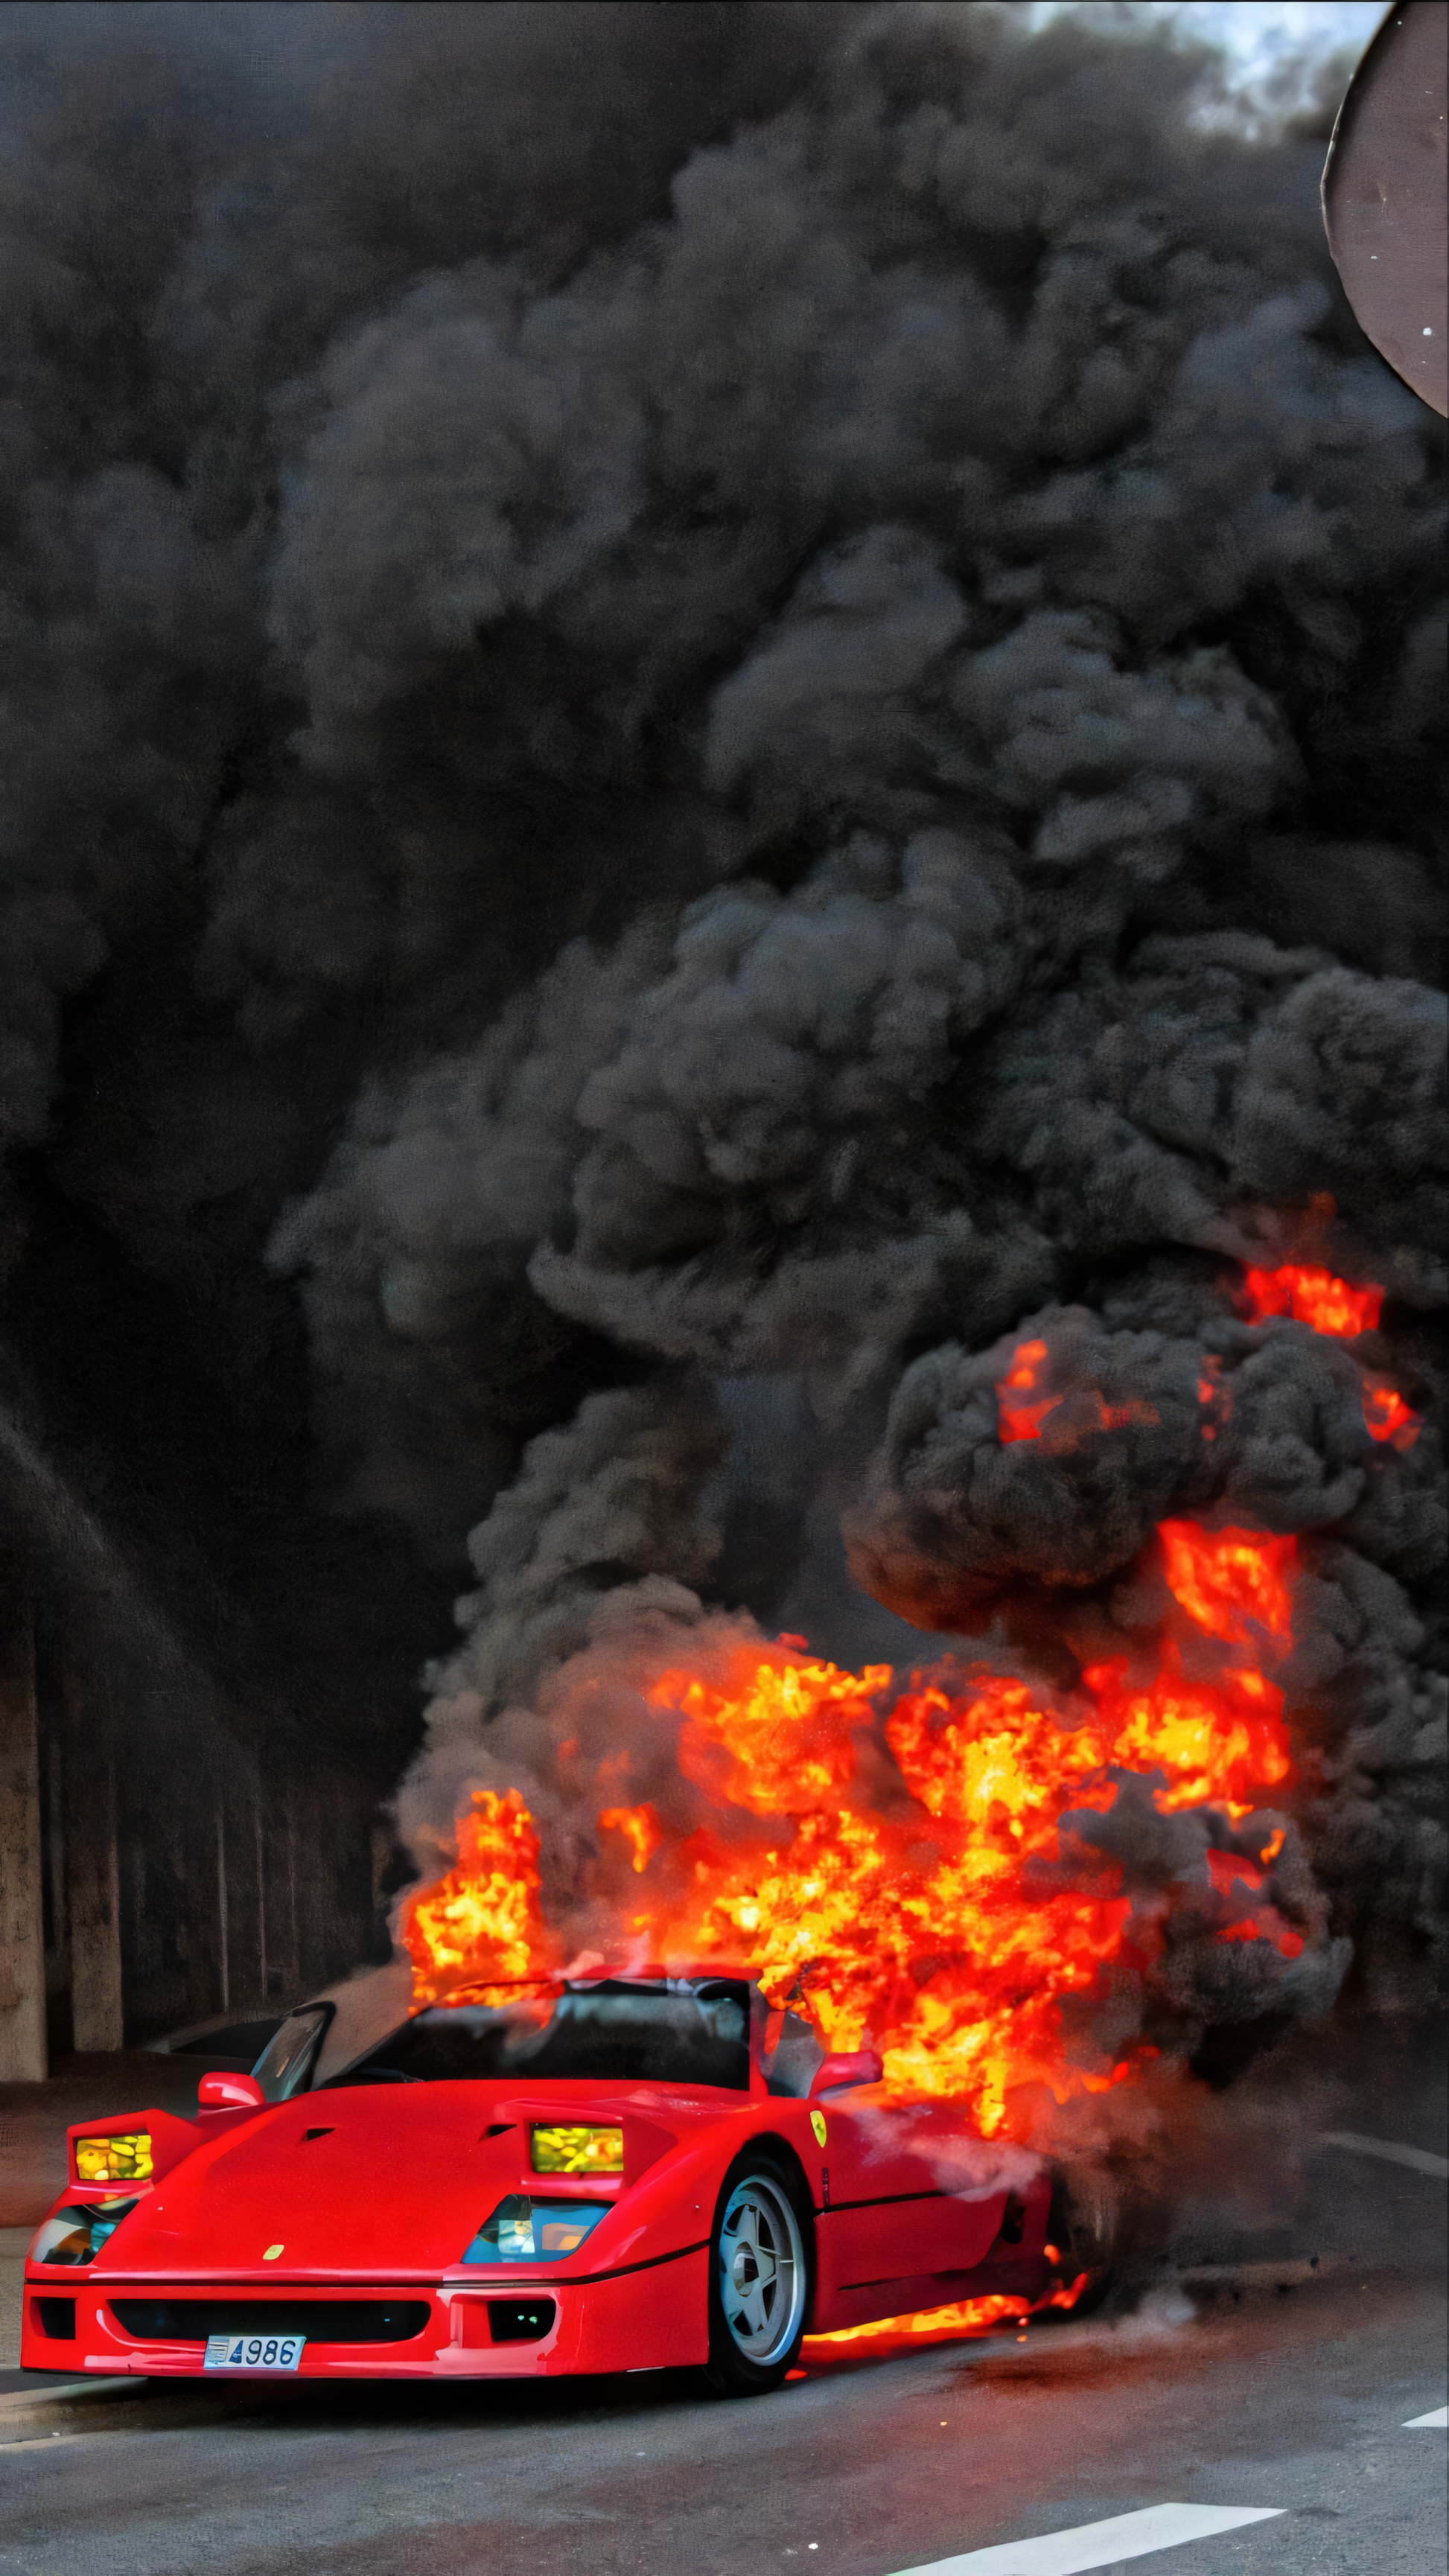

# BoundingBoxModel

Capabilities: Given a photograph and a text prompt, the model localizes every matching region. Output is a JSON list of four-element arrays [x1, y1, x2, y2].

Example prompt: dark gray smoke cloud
[[1, 5, 1442, 2037], [848, 1300, 1443, 1626]]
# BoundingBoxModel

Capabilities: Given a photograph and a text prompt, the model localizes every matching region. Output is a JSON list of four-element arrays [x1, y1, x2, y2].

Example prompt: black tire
[[1046, 2167, 1122, 2317], [703, 2149, 813, 2397]]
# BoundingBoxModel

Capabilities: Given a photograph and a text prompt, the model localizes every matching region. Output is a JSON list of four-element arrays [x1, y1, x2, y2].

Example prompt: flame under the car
[[801, 2274, 1089, 2356]]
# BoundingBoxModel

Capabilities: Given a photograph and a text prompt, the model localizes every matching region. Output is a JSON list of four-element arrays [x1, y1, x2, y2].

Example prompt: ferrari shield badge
[[810, 2109, 827, 2149]]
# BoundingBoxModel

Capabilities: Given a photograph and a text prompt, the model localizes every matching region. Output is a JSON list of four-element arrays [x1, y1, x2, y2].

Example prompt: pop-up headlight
[[31, 2199, 140, 2266], [74, 2132, 153, 2185], [462, 2194, 611, 2265], [529, 2123, 623, 2176]]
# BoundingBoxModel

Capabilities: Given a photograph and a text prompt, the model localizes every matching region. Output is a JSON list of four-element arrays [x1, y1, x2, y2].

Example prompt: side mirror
[[198, 2070, 266, 2111], [809, 2049, 884, 2098]]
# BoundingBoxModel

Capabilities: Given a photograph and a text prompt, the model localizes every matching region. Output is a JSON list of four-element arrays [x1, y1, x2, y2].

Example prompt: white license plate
[[203, 2333, 305, 2372]]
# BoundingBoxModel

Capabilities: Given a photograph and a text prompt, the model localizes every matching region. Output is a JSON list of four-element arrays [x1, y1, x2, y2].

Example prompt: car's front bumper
[[21, 2251, 712, 2381]]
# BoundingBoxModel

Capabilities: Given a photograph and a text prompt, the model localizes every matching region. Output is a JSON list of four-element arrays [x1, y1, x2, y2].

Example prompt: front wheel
[[704, 2152, 811, 2396]]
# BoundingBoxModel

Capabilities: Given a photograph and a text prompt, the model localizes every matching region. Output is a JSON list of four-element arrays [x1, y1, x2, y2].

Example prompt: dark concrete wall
[[30, 1600, 389, 2053]]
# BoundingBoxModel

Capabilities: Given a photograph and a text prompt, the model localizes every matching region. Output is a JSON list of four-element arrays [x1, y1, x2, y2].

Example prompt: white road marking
[[1319, 2131, 1449, 2179], [1404, 2406, 1448, 2429], [885, 2502, 1285, 2575]]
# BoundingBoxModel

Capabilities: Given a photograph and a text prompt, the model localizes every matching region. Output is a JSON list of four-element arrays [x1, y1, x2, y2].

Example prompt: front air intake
[[109, 2300, 430, 2344], [487, 2297, 557, 2344]]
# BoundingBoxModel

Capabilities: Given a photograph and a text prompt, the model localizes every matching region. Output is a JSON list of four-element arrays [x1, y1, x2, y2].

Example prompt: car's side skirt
[[809, 2252, 1052, 2334]]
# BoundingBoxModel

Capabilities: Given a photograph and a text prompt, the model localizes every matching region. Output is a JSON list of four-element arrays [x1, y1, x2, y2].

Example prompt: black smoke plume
[[2, 5, 1443, 2054]]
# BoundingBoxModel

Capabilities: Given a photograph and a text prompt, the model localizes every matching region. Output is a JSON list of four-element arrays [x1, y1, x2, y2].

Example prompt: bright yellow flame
[[402, 1788, 555, 2005], [74, 2132, 153, 2184], [529, 2123, 625, 2176]]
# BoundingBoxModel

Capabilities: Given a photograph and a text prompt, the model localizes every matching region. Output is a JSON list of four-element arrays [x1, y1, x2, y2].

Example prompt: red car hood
[[94, 2081, 730, 2280]]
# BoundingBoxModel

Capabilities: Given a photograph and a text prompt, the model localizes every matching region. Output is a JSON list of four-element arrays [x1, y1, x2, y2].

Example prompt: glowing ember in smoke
[[996, 1339, 1158, 1446], [996, 1337, 1061, 1443], [1217, 1916, 1305, 1959], [1159, 1521, 1296, 1643], [1361, 1377, 1420, 1450], [1206, 1846, 1264, 1894], [1235, 1260, 1417, 1451], [1239, 1263, 1382, 1336], [1201, 1840, 1302, 1954], [1197, 1356, 1231, 1441]]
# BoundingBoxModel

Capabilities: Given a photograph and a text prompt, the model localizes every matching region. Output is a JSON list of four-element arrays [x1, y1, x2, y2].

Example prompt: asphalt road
[[1, 2039, 1443, 2576]]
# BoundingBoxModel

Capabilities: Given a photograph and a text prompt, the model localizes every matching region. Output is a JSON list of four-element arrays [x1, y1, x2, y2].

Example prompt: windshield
[[251, 2004, 334, 2102], [333, 1978, 752, 2091]]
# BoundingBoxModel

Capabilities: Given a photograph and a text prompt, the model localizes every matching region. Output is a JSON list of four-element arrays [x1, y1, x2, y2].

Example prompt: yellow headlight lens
[[529, 2123, 624, 2177], [74, 2132, 153, 2184]]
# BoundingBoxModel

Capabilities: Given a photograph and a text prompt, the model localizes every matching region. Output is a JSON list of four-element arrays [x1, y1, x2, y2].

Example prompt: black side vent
[[999, 2194, 1026, 2246], [487, 2298, 556, 2345], [33, 2297, 76, 2340]]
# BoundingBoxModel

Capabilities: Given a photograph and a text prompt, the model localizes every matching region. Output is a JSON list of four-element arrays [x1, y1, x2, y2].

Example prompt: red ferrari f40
[[22, 1974, 1092, 2395]]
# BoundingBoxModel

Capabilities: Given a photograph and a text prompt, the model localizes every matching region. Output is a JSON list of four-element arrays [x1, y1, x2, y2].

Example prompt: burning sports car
[[22, 1973, 1088, 2394]]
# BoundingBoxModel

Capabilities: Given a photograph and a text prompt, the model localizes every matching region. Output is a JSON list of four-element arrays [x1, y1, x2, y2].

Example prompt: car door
[[812, 2094, 1013, 2322]]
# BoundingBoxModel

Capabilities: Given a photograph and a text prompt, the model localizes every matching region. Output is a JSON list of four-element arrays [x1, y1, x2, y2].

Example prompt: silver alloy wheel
[[716, 2170, 806, 2365]]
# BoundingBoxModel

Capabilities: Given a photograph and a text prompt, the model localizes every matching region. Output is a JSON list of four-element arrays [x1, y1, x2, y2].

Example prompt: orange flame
[[598, 1803, 663, 1874], [404, 1525, 1304, 2138], [1240, 1264, 1381, 1336], [801, 2275, 1088, 2355], [1078, 1648, 1290, 1816], [657, 1649, 889, 1814], [402, 1788, 557, 2004]]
